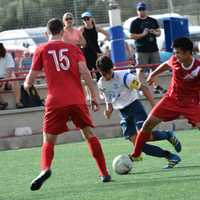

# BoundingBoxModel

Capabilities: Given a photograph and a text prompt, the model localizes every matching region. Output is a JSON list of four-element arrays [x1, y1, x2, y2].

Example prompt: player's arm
[[24, 47, 42, 92], [24, 69, 40, 91], [96, 26, 109, 41], [78, 61, 99, 111], [147, 62, 170, 85], [124, 72, 155, 107], [104, 103, 113, 119], [97, 82, 113, 118]]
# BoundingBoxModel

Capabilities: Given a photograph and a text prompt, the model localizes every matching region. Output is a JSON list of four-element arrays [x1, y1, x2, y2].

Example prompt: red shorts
[[150, 96, 200, 126], [43, 104, 94, 134]]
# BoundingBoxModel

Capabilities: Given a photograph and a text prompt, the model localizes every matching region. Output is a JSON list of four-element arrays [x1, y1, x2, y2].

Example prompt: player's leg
[[152, 128, 181, 153], [120, 111, 143, 160], [40, 133, 57, 171], [120, 100, 172, 160], [181, 104, 200, 130], [132, 96, 182, 164], [133, 100, 180, 153], [133, 100, 181, 167], [30, 133, 57, 191], [80, 126, 111, 182], [131, 114, 162, 158], [196, 123, 200, 130], [30, 107, 68, 191], [72, 104, 110, 182]]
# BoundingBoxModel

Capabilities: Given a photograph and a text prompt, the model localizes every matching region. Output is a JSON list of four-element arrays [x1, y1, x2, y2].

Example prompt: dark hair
[[172, 37, 193, 54], [96, 56, 113, 72], [0, 43, 6, 58], [47, 18, 63, 35]]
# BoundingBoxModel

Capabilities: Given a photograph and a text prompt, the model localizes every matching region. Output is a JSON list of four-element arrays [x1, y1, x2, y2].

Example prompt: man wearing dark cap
[[130, 2, 165, 103]]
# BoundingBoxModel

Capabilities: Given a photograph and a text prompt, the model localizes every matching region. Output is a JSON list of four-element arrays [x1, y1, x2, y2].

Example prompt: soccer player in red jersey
[[130, 37, 200, 161], [24, 18, 111, 191]]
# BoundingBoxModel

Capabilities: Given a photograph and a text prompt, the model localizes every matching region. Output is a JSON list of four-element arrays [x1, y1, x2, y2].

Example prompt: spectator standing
[[80, 11, 109, 80], [19, 50, 33, 70], [129, 2, 165, 105], [24, 18, 111, 191], [62, 12, 86, 47], [0, 43, 23, 109]]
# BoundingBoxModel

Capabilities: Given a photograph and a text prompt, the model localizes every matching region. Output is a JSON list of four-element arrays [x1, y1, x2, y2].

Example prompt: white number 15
[[48, 49, 70, 71]]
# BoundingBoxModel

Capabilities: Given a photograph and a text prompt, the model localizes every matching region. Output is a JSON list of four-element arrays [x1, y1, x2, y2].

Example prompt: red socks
[[87, 136, 109, 176], [131, 131, 151, 158], [40, 137, 109, 176], [40, 142, 54, 171]]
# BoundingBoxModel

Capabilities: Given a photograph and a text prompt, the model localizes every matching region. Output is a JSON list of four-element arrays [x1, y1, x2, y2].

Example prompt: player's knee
[[196, 123, 200, 130], [81, 126, 94, 140], [141, 120, 154, 132], [43, 132, 57, 144]]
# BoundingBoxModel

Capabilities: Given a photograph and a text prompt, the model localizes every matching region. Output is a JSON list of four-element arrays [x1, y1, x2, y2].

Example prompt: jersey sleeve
[[166, 55, 176, 68], [31, 46, 43, 71], [97, 80, 112, 104], [120, 71, 140, 90]]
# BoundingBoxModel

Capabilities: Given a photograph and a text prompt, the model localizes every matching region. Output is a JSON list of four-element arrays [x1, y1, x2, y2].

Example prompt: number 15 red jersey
[[31, 40, 86, 108]]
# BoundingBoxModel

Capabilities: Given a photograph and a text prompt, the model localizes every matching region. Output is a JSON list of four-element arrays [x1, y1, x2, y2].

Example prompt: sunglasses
[[82, 17, 90, 21], [138, 7, 146, 11], [65, 18, 73, 21]]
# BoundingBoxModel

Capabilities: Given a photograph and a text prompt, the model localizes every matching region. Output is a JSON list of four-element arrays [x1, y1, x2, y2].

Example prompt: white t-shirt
[[0, 52, 15, 78], [97, 70, 139, 109]]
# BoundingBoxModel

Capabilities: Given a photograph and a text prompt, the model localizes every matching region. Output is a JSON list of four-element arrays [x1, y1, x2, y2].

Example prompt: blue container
[[109, 25, 125, 40], [110, 39, 127, 64], [160, 51, 173, 63], [163, 17, 189, 52]]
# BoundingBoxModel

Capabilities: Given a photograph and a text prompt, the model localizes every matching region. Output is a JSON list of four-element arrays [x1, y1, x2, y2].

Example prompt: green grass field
[[1, 129, 200, 200]]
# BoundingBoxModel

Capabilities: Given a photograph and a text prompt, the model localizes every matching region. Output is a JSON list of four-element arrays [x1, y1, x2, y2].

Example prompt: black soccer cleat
[[100, 174, 111, 183], [167, 125, 182, 153], [30, 169, 52, 191], [163, 153, 181, 169]]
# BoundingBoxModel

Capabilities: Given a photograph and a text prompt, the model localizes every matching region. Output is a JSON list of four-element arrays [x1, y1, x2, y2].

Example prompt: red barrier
[[0, 75, 45, 82], [0, 62, 160, 83]]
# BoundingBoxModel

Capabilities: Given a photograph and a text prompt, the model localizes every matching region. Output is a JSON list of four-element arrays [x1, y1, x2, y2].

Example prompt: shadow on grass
[[24, 173, 200, 200], [23, 165, 200, 200], [130, 164, 200, 175]]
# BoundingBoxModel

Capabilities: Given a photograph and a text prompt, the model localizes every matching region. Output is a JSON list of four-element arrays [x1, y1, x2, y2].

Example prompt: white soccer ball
[[112, 154, 133, 175]]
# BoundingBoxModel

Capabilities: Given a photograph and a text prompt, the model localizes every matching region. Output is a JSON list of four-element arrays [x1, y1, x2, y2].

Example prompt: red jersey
[[32, 40, 86, 108], [166, 55, 200, 104]]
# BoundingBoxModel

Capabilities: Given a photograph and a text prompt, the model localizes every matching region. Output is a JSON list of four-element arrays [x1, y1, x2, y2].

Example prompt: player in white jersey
[[96, 55, 181, 169]]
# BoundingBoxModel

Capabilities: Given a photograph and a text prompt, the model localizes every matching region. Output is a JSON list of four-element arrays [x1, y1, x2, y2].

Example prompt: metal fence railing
[[0, 0, 199, 31]]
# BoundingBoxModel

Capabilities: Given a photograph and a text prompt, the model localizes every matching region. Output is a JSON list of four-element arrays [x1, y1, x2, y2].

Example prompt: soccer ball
[[112, 154, 133, 175]]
